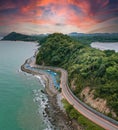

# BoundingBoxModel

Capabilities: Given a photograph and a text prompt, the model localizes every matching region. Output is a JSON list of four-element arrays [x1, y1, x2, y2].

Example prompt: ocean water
[[91, 42, 118, 52], [0, 41, 50, 130]]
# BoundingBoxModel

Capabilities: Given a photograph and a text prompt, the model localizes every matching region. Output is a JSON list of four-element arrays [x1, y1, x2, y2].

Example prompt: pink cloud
[[0, 0, 117, 33]]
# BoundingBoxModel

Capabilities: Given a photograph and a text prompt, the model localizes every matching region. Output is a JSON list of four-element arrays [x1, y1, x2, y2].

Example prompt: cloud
[[0, 0, 117, 35], [88, 17, 118, 33], [69, 0, 109, 15]]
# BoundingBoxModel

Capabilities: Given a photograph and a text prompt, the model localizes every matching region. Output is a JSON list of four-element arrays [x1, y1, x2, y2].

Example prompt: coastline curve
[[21, 57, 118, 130]]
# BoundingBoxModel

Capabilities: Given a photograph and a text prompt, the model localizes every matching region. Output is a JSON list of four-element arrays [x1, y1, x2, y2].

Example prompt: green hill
[[36, 33, 118, 120], [2, 32, 32, 41], [2, 32, 47, 44]]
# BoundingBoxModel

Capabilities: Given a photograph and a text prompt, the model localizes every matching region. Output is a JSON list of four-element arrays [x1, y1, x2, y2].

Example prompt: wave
[[34, 75, 45, 87], [33, 89, 54, 130], [21, 68, 54, 129]]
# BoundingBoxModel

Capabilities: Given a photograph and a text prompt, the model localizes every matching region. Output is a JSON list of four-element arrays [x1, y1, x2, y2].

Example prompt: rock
[[69, 120, 72, 125], [41, 89, 45, 94], [42, 98, 45, 102], [43, 112, 45, 115], [45, 104, 48, 107]]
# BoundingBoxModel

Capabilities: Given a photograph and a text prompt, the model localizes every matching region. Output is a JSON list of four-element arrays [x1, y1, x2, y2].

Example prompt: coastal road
[[23, 57, 118, 130], [58, 68, 118, 130]]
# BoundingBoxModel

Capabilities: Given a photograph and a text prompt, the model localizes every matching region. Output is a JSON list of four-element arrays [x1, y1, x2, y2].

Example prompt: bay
[[91, 42, 118, 52]]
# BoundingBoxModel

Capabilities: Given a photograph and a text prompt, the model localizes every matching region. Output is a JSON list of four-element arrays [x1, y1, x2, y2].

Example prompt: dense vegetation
[[3, 32, 118, 45], [70, 33, 118, 44], [62, 99, 104, 130], [2, 32, 47, 44], [36, 33, 118, 120]]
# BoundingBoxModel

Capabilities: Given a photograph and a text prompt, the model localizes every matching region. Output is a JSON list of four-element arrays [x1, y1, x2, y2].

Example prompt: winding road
[[22, 57, 118, 130], [59, 68, 118, 130]]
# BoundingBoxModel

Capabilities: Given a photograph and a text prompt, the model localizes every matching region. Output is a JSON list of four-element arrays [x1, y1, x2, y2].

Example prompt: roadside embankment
[[21, 57, 79, 130]]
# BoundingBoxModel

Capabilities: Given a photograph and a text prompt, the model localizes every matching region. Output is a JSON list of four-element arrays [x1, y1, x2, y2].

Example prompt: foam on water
[[33, 88, 54, 130], [34, 75, 45, 87], [33, 74, 55, 130]]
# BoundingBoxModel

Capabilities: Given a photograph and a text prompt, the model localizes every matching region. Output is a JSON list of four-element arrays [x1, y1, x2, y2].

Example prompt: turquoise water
[[45, 70, 60, 89], [0, 41, 48, 130], [25, 60, 60, 89]]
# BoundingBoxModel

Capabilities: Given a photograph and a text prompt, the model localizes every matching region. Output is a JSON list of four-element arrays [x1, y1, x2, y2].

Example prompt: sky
[[0, 0, 118, 36]]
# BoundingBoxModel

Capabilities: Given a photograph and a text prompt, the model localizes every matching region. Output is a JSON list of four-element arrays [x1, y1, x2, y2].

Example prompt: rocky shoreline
[[21, 58, 81, 130]]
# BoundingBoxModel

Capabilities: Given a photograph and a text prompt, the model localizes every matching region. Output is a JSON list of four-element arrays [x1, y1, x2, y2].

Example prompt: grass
[[62, 99, 105, 130]]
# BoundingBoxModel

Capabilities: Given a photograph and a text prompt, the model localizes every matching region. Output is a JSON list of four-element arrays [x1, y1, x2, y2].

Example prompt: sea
[[91, 42, 118, 52], [0, 41, 51, 130]]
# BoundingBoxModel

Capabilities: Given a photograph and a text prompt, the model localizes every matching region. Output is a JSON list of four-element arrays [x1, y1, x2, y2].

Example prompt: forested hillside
[[70, 33, 118, 44], [36, 33, 118, 120], [2, 32, 47, 44]]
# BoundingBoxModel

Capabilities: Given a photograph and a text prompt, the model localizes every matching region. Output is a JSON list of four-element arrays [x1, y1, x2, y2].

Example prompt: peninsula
[[20, 33, 118, 130]]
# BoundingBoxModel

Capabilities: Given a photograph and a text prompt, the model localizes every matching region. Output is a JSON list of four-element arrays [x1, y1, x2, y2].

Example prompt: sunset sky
[[0, 0, 118, 36]]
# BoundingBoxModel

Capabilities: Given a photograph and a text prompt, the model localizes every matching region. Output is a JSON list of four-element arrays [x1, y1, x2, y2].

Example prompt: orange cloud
[[36, 0, 67, 6], [0, 0, 117, 35]]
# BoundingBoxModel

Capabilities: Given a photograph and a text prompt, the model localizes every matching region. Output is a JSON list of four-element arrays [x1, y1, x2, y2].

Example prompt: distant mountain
[[68, 32, 84, 36], [2, 32, 34, 41], [2, 32, 118, 44], [68, 32, 118, 44], [68, 32, 118, 37], [0, 37, 3, 40], [2, 32, 48, 44]]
